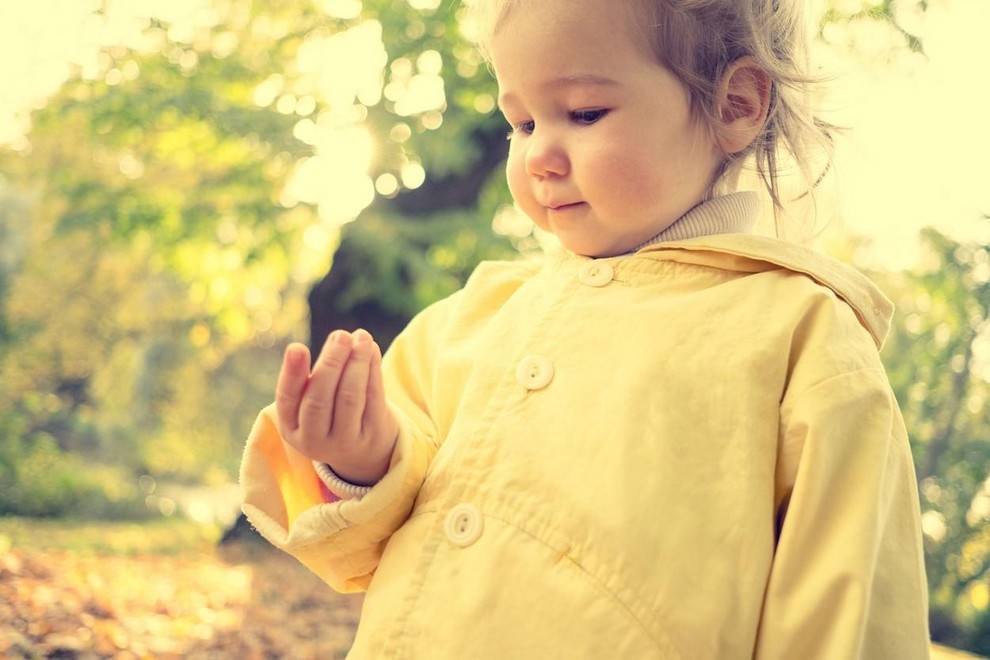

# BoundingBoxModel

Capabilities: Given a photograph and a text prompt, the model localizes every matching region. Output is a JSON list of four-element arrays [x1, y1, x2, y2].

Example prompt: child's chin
[[571, 242, 623, 259]]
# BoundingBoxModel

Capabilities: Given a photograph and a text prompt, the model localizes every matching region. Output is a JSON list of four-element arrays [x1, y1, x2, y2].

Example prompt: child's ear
[[714, 57, 772, 155]]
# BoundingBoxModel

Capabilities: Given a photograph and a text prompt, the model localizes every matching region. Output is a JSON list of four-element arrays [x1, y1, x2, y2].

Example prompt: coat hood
[[639, 234, 894, 350]]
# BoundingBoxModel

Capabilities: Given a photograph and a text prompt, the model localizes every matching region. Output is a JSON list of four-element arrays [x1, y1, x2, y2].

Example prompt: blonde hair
[[467, 0, 834, 217]]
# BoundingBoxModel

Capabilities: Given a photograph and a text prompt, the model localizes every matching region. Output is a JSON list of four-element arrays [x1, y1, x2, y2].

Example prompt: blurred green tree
[[878, 228, 990, 651], [0, 0, 522, 509], [0, 1, 326, 502]]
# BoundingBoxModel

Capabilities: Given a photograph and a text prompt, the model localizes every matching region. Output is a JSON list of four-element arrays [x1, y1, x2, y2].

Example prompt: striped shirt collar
[[631, 192, 761, 254]]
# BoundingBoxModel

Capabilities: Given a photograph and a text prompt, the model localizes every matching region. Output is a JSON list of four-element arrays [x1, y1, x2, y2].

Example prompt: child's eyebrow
[[497, 74, 620, 109], [546, 74, 621, 89]]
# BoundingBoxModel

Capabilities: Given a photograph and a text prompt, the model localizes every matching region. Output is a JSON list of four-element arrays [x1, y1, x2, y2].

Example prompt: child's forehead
[[495, 2, 651, 47], [489, 1, 659, 76], [491, 0, 645, 28], [477, 0, 662, 70]]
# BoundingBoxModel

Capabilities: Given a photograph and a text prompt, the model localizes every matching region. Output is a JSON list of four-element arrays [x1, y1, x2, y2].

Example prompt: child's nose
[[524, 132, 569, 178]]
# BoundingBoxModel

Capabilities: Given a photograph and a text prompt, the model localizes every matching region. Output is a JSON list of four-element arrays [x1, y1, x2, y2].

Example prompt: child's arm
[[239, 329, 425, 592], [240, 289, 458, 592], [240, 395, 432, 592], [755, 367, 930, 659]]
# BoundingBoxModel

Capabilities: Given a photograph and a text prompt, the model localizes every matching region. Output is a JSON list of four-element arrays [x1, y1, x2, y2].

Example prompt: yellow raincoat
[[241, 233, 930, 659]]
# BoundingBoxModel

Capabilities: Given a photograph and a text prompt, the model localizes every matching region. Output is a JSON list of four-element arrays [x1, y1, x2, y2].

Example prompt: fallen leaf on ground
[[1, 543, 362, 658]]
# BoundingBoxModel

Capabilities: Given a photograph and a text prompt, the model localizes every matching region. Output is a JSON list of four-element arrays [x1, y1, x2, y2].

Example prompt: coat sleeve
[[239, 293, 457, 593], [754, 366, 931, 659], [239, 403, 434, 592]]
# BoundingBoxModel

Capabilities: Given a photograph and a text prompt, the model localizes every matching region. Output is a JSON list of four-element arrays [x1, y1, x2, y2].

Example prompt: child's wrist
[[328, 443, 395, 486], [313, 426, 399, 497]]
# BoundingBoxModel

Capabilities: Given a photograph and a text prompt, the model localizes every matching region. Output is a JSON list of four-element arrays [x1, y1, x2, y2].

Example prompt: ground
[[0, 517, 984, 658], [0, 517, 361, 658]]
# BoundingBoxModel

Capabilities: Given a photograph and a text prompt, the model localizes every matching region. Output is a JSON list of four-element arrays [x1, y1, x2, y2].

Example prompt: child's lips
[[547, 201, 584, 211]]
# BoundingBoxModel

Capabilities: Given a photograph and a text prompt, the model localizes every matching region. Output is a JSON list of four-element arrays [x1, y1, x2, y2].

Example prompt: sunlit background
[[2, 0, 988, 266], [0, 0, 988, 655]]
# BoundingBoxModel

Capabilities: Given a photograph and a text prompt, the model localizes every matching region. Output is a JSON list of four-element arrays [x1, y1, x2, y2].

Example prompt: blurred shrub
[[0, 424, 146, 519]]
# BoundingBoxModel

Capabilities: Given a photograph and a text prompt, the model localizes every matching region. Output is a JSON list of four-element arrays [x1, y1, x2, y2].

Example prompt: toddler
[[241, 0, 930, 657]]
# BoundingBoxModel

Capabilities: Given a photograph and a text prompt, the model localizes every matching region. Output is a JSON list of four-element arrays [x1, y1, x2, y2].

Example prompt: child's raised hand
[[275, 329, 399, 486]]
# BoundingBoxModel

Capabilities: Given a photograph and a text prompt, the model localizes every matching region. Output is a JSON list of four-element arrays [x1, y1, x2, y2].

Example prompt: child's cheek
[[506, 152, 540, 222]]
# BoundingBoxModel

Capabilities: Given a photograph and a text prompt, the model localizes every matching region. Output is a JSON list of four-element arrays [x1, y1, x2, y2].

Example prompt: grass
[[0, 515, 222, 556]]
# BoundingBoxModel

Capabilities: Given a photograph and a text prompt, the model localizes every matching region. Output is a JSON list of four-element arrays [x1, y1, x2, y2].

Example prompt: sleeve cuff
[[313, 461, 374, 499]]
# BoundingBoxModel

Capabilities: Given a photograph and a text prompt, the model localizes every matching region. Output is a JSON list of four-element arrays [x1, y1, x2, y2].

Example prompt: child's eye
[[506, 120, 535, 140], [571, 109, 608, 125]]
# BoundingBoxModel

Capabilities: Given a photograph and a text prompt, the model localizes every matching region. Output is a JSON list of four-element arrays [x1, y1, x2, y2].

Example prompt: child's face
[[493, 0, 722, 257]]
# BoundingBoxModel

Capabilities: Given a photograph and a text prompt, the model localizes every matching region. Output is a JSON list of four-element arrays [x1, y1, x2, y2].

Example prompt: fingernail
[[285, 344, 302, 363], [354, 329, 370, 345]]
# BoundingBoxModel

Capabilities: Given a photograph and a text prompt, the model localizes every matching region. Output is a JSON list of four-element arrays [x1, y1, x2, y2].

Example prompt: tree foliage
[[878, 229, 990, 650], [0, 0, 518, 505]]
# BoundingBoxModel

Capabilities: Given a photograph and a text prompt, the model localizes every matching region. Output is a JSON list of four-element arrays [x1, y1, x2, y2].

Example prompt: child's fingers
[[363, 338, 389, 432], [300, 331, 352, 441], [331, 329, 374, 441], [275, 343, 311, 435]]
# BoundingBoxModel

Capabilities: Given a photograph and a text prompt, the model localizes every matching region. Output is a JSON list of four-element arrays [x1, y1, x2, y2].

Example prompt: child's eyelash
[[571, 108, 609, 124], [505, 108, 609, 140], [506, 120, 535, 140], [505, 109, 610, 139]]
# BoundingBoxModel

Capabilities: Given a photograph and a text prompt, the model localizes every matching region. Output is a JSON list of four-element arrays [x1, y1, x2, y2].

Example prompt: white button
[[516, 356, 554, 390], [444, 503, 483, 547], [578, 261, 614, 287]]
